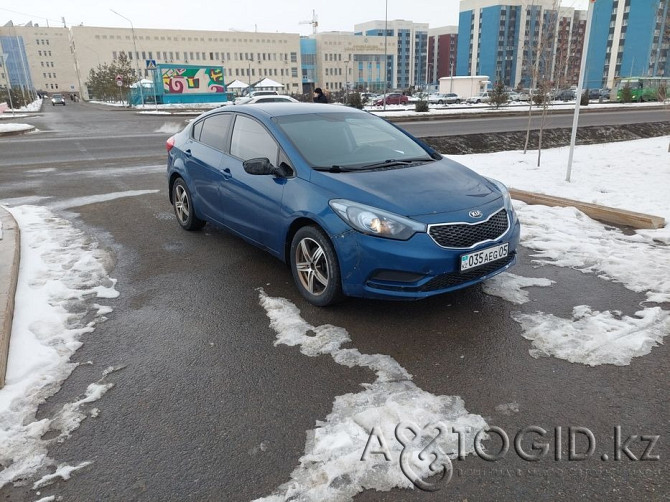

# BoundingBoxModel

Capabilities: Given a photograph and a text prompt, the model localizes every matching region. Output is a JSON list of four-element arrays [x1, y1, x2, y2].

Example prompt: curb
[[0, 125, 37, 137], [0, 207, 20, 389], [509, 188, 666, 230]]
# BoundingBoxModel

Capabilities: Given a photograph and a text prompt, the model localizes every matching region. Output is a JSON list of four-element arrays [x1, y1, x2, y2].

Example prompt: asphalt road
[[0, 102, 668, 501]]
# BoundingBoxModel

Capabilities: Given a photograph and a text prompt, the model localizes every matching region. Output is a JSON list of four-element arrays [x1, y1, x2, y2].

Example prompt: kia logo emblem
[[469, 210, 483, 218]]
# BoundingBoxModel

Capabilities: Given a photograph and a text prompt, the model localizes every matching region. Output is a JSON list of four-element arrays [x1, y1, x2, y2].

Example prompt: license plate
[[460, 243, 509, 272]]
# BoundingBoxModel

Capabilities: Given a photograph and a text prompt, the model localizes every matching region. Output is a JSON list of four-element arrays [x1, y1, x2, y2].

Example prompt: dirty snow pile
[[0, 206, 119, 489]]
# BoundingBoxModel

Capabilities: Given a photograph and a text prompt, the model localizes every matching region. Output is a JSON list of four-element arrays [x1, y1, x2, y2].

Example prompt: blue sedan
[[166, 103, 520, 306]]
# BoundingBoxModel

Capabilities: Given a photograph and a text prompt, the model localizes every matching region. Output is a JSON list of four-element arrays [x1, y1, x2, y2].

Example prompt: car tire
[[455, 99, 461, 104], [172, 178, 205, 231], [290, 226, 343, 307]]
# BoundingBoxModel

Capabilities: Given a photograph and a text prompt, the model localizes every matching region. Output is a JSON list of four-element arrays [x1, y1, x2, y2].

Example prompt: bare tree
[[522, 0, 563, 167]]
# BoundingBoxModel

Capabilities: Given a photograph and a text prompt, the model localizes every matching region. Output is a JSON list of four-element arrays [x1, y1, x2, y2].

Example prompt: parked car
[[234, 90, 278, 105], [166, 103, 519, 306], [556, 89, 576, 101], [506, 91, 521, 101], [466, 92, 491, 104], [51, 93, 66, 106], [244, 95, 299, 104], [427, 93, 461, 105], [373, 93, 409, 106]]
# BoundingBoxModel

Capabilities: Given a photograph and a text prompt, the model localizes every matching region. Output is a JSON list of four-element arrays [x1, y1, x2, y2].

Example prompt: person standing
[[313, 87, 328, 103]]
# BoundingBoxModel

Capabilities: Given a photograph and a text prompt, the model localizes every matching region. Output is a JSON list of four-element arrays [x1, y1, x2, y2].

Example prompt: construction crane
[[299, 10, 318, 34]]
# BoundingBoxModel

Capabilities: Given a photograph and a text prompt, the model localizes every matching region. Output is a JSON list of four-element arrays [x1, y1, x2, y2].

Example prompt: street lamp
[[110, 9, 144, 106]]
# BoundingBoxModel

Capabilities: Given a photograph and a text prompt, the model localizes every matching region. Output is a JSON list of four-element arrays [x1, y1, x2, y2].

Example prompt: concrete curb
[[0, 125, 37, 137], [0, 207, 20, 389]]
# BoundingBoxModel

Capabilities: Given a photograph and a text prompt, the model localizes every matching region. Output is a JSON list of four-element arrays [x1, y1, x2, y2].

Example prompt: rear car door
[[185, 113, 233, 224]]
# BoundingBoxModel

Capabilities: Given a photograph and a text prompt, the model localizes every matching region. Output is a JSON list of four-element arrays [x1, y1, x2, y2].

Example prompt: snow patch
[[155, 122, 185, 134], [0, 206, 119, 488], [481, 273, 554, 304], [512, 306, 670, 366], [255, 291, 487, 501], [48, 190, 160, 210]]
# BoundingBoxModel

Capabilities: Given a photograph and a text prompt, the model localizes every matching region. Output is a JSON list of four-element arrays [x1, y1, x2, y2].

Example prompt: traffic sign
[[145, 59, 157, 70]]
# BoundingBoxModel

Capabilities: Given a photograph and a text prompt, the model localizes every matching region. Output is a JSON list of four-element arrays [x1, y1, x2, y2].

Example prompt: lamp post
[[1, 54, 15, 116], [110, 9, 144, 107]]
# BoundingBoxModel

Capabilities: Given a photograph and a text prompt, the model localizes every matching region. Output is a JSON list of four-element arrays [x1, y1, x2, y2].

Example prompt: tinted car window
[[192, 120, 204, 141], [230, 115, 278, 163], [199, 113, 233, 151]]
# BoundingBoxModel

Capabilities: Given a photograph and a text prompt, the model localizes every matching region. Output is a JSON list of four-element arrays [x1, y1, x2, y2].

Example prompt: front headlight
[[488, 178, 512, 209], [329, 199, 426, 240]]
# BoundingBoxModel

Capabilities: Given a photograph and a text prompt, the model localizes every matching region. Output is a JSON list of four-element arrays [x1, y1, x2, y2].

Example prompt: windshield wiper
[[358, 158, 435, 170], [312, 165, 356, 173]]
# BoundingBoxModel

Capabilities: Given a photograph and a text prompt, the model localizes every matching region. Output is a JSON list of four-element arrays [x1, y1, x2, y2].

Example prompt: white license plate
[[460, 243, 509, 272]]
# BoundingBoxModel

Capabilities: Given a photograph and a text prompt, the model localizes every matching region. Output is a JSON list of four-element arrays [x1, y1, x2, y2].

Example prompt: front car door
[[219, 114, 290, 255]]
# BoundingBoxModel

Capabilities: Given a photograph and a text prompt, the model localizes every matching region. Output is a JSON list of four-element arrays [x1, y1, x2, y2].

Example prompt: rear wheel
[[290, 226, 343, 306], [172, 178, 205, 231]]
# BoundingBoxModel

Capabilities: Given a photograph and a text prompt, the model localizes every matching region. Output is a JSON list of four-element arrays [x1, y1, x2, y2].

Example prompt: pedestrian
[[313, 87, 328, 103]]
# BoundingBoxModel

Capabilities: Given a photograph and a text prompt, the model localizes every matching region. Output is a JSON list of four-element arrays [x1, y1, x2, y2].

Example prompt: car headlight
[[487, 178, 512, 210], [329, 199, 426, 240]]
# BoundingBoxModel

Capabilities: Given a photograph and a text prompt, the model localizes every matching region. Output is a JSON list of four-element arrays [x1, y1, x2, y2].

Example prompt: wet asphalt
[[0, 102, 667, 501]]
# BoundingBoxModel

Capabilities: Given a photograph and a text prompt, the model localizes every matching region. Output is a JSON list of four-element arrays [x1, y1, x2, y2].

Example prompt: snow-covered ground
[[0, 109, 668, 497]]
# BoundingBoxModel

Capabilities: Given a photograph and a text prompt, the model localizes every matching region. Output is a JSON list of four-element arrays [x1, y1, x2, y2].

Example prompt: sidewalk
[[0, 206, 20, 388]]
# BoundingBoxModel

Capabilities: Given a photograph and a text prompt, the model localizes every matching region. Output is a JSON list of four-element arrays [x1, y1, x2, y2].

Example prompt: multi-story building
[[1, 22, 304, 99], [457, 0, 586, 89], [69, 25, 303, 99], [354, 20, 428, 90], [427, 26, 458, 89], [1, 22, 77, 95], [304, 32, 397, 94], [585, 0, 670, 90]]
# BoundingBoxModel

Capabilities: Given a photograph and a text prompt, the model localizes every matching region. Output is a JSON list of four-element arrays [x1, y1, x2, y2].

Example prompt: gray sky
[[2, 1, 591, 35]]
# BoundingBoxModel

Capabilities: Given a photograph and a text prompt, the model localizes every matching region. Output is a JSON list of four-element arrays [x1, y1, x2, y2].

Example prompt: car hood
[[310, 158, 501, 220]]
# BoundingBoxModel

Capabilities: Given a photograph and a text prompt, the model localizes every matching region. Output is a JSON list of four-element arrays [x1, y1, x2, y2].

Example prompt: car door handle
[[222, 168, 232, 179], [184, 149, 192, 157]]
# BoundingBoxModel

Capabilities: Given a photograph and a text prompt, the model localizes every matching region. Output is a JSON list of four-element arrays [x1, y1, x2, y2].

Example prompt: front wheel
[[172, 178, 205, 231], [290, 226, 343, 306]]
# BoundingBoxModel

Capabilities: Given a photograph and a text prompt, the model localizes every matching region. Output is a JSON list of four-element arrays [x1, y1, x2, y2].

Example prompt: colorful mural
[[161, 66, 225, 94]]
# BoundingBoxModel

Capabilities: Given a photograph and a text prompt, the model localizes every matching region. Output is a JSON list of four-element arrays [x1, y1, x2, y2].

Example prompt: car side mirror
[[243, 158, 291, 177]]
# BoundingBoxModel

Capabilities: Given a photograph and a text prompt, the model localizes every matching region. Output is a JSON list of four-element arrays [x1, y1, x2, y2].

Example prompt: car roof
[[204, 102, 361, 120]]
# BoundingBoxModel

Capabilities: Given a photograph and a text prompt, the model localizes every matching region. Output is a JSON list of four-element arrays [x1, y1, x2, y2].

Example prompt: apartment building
[[585, 0, 670, 89], [457, 0, 586, 89], [354, 20, 428, 90], [428, 26, 458, 88]]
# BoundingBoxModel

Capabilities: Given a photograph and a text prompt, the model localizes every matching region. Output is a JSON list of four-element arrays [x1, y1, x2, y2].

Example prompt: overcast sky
[[3, 1, 591, 35]]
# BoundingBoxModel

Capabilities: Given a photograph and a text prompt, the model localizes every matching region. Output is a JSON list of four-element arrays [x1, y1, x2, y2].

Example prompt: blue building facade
[[1, 36, 34, 91], [586, 0, 670, 89], [457, 5, 523, 88], [355, 21, 427, 90], [300, 38, 317, 93]]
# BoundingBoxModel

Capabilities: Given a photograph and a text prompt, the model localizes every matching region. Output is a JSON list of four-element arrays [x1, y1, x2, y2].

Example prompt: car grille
[[428, 209, 509, 248], [420, 253, 515, 292]]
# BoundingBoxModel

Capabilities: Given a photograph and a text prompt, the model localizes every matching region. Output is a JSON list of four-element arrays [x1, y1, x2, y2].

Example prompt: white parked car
[[466, 92, 491, 104], [244, 95, 299, 104], [234, 90, 279, 105]]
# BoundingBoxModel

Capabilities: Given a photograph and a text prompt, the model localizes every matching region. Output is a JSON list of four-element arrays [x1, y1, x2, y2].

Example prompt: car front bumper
[[333, 216, 521, 300]]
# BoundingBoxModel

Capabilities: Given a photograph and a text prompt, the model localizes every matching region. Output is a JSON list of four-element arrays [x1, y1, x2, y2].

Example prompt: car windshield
[[274, 112, 432, 170]]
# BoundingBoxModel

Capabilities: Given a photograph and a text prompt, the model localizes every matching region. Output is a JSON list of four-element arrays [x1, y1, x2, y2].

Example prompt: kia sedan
[[166, 103, 520, 306]]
